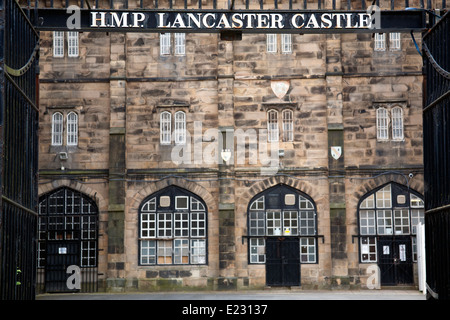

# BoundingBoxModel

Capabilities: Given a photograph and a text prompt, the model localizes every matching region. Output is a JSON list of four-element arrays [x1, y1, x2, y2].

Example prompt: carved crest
[[271, 80, 290, 100]]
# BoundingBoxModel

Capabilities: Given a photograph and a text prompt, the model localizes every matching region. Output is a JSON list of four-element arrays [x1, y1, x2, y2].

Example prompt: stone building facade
[[37, 0, 427, 292]]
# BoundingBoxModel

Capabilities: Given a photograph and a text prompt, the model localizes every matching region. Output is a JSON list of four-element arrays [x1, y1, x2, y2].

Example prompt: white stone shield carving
[[331, 146, 342, 160], [271, 80, 290, 99]]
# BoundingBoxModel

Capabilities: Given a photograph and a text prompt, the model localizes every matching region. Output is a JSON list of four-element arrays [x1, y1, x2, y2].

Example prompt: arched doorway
[[357, 182, 424, 286], [37, 187, 99, 293], [247, 184, 318, 287]]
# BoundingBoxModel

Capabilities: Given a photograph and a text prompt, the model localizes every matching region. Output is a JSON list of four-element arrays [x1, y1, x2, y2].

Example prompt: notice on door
[[399, 244, 406, 261], [383, 246, 390, 255]]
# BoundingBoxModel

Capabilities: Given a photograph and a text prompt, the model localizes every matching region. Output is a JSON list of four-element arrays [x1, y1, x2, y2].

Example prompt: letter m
[[111, 12, 129, 27]]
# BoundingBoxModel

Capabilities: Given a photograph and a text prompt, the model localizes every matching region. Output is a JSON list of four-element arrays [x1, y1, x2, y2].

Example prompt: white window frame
[[174, 212, 189, 237], [249, 211, 265, 236], [359, 210, 376, 235], [282, 109, 294, 142], [174, 33, 186, 56], [267, 109, 279, 142], [160, 33, 171, 55], [300, 237, 316, 263], [250, 238, 266, 264], [267, 34, 277, 53], [376, 209, 393, 235], [160, 111, 172, 145], [250, 196, 264, 210], [174, 111, 186, 145], [140, 240, 156, 265], [51, 112, 63, 146], [139, 192, 207, 266], [394, 209, 410, 235], [374, 33, 386, 51], [157, 240, 173, 264], [173, 238, 189, 264], [190, 212, 206, 238], [67, 31, 79, 57], [391, 106, 404, 140], [376, 107, 389, 140], [283, 211, 298, 235], [299, 195, 314, 209], [360, 237, 377, 262], [376, 185, 392, 208], [389, 32, 401, 51], [190, 239, 206, 264], [299, 210, 316, 236], [266, 211, 282, 236], [281, 34, 292, 53], [66, 112, 78, 146], [53, 31, 64, 57], [157, 213, 173, 238]]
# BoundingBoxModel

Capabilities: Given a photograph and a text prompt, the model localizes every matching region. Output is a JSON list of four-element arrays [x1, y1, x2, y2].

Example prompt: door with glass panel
[[247, 184, 318, 287], [358, 182, 424, 286]]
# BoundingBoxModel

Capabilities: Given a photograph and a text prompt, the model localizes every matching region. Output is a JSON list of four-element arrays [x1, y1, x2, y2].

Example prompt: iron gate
[[0, 0, 39, 300], [36, 187, 99, 294], [423, 11, 450, 300]]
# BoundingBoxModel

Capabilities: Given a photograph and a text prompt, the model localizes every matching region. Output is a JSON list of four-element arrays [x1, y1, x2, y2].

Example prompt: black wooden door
[[378, 237, 413, 285], [266, 238, 300, 286], [45, 241, 80, 293]]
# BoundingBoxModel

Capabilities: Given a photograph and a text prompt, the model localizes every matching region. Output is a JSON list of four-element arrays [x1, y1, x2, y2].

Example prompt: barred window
[[53, 31, 64, 57], [374, 33, 386, 51], [160, 33, 186, 56], [66, 112, 78, 146], [174, 33, 186, 56], [281, 34, 292, 53], [267, 109, 279, 142], [391, 107, 404, 140], [376, 107, 389, 140], [267, 34, 277, 53], [160, 111, 172, 144], [282, 109, 293, 142], [52, 112, 63, 146], [389, 32, 401, 50], [67, 31, 79, 57], [174, 111, 186, 145], [160, 33, 171, 55]]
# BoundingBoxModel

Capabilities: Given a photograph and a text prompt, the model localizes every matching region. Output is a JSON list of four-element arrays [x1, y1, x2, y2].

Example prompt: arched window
[[358, 183, 424, 263], [376, 107, 389, 140], [267, 109, 279, 142], [247, 184, 318, 264], [282, 109, 293, 142], [52, 112, 63, 146], [391, 106, 404, 140], [67, 112, 78, 146], [174, 111, 186, 145], [139, 186, 207, 265], [160, 111, 172, 144]]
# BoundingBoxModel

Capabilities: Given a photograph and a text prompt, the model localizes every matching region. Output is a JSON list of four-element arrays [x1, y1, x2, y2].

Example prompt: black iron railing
[[0, 0, 39, 300], [15, 0, 450, 10], [422, 11, 450, 300]]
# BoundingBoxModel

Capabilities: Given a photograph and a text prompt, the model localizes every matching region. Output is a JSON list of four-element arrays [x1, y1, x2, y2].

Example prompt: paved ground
[[36, 289, 426, 300]]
